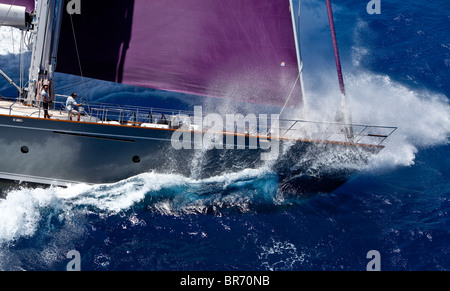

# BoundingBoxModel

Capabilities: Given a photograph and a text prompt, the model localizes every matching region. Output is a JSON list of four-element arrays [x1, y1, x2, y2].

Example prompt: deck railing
[[1, 95, 397, 146]]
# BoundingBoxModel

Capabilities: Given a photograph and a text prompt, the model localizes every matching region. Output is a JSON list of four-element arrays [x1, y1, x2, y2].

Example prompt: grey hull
[[0, 114, 381, 194]]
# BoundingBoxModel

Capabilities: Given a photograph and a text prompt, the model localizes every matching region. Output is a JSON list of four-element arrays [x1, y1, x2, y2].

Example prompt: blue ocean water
[[0, 0, 449, 271]]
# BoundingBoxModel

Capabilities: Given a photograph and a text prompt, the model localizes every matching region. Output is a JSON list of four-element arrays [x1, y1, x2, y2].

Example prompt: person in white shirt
[[41, 84, 52, 119], [66, 93, 83, 121]]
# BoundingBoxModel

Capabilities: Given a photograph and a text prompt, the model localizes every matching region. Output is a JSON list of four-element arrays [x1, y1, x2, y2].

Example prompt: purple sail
[[0, 0, 34, 11], [56, 0, 302, 107]]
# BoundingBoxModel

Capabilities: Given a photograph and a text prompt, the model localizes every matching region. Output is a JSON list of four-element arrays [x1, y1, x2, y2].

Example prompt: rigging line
[[11, 27, 14, 54], [69, 12, 91, 113], [270, 74, 300, 135], [279, 74, 300, 118], [54, 78, 94, 92], [297, 0, 307, 113], [22, 32, 31, 91], [19, 29, 24, 90], [11, 27, 18, 81], [325, 0, 354, 140]]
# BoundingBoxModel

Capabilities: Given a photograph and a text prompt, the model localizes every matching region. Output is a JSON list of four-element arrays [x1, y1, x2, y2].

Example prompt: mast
[[325, 0, 354, 140], [27, 0, 64, 102]]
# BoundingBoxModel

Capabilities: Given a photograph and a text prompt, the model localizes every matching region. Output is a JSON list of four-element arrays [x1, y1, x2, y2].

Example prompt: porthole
[[132, 155, 141, 163], [21, 146, 29, 154]]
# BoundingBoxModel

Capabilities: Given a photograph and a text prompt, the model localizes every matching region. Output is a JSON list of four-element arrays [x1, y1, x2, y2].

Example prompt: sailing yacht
[[0, 0, 395, 194]]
